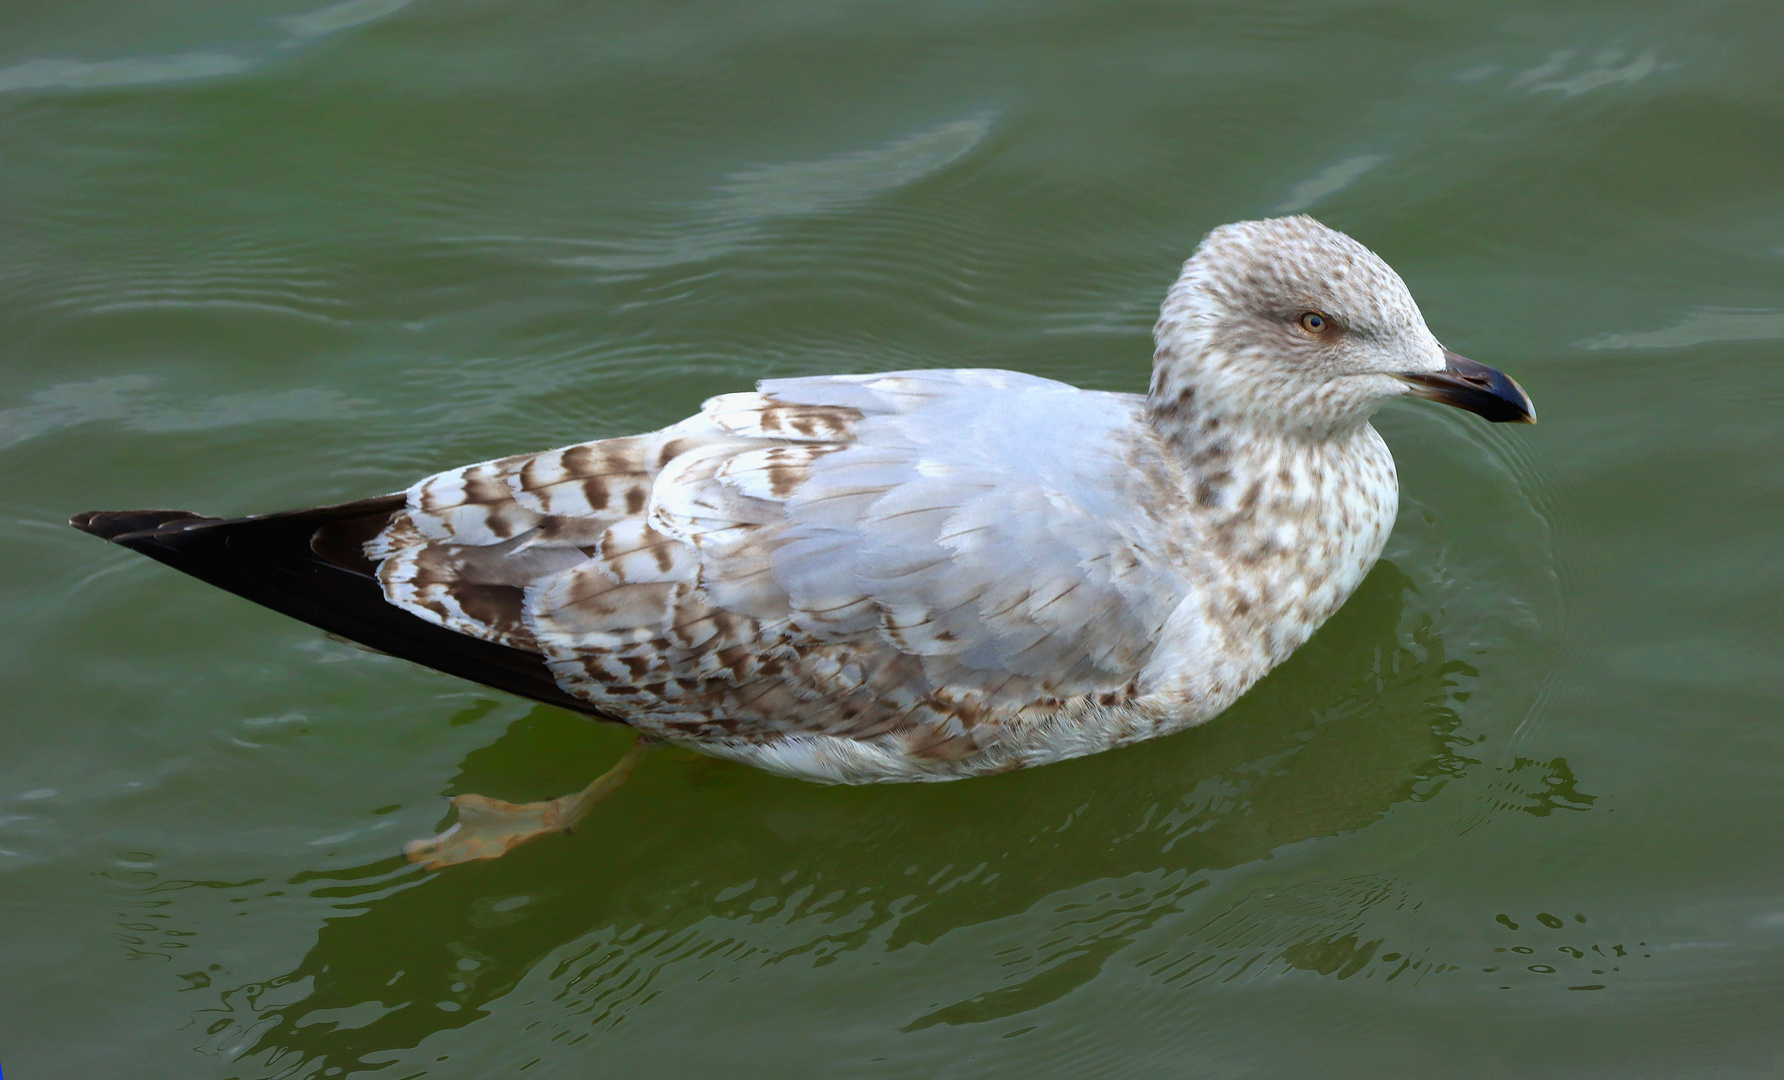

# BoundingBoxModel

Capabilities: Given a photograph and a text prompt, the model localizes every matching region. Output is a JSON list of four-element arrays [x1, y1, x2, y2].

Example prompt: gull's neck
[[1144, 383, 1399, 675]]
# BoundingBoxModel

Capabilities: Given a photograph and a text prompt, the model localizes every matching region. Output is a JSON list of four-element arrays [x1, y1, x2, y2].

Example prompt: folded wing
[[371, 369, 1194, 755]]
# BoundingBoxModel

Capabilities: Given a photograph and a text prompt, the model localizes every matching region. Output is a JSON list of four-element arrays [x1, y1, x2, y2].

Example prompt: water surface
[[4, 0, 1784, 1076]]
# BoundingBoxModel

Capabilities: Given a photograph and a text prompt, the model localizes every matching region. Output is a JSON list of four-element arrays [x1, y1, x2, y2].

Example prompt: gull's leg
[[404, 737, 655, 870]]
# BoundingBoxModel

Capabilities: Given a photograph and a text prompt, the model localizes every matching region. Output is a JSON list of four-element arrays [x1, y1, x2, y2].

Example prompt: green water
[[4, 0, 1783, 1075]]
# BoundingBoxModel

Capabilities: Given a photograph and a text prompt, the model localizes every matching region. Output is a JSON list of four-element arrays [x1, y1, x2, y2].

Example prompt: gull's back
[[375, 368, 1198, 781]]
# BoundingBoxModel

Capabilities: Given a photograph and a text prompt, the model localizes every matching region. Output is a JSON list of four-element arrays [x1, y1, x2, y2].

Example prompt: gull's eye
[[1297, 310, 1333, 335]]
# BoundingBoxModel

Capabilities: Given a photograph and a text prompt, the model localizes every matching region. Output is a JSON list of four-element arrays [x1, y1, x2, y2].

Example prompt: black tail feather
[[72, 499, 611, 721]]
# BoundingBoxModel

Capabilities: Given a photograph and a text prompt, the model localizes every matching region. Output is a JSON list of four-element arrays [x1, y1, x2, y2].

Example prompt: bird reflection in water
[[194, 562, 1582, 1074]]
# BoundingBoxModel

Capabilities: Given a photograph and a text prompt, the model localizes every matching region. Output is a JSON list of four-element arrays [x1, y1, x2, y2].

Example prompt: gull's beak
[[1396, 350, 1537, 424]]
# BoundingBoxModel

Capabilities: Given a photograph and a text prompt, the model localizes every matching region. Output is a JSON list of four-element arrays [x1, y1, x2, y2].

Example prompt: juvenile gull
[[72, 215, 1534, 868]]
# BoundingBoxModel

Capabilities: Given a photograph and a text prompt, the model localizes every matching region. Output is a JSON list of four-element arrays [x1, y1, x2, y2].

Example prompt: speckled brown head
[[1148, 215, 1534, 439]]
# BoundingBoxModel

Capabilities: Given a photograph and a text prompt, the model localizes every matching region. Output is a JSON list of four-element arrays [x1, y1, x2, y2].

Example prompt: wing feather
[[367, 370, 1194, 763]]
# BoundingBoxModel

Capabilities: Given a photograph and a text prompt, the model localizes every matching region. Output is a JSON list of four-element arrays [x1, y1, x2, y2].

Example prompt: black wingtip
[[68, 495, 610, 720], [71, 509, 209, 541]]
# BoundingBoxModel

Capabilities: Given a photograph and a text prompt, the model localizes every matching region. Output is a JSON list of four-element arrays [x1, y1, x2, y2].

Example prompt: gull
[[73, 215, 1534, 869]]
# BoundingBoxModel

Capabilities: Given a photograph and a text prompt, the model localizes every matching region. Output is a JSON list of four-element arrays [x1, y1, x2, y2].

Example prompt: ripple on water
[[0, 222, 357, 334], [0, 375, 367, 453], [430, 110, 999, 278]]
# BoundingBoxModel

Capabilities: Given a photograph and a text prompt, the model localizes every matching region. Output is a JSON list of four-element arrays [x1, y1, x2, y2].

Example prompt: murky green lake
[[5, 0, 1783, 1075]]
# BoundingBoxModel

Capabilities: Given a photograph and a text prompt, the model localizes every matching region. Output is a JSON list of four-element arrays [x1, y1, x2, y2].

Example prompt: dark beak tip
[[1484, 395, 1539, 425], [1403, 354, 1537, 426]]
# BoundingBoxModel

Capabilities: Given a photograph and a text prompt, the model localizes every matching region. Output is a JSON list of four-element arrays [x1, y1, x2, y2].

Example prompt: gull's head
[[1149, 215, 1533, 438]]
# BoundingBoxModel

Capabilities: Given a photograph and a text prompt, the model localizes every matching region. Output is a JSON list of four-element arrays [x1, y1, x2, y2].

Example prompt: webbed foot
[[404, 738, 653, 870]]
